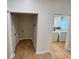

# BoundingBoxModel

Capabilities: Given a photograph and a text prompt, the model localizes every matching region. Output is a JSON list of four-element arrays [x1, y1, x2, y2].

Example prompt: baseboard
[[36, 50, 51, 54], [20, 38, 32, 40], [10, 52, 15, 59]]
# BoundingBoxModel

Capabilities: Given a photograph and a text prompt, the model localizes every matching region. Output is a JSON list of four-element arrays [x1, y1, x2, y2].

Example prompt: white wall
[[65, 16, 71, 50], [7, 13, 20, 59], [16, 14, 34, 39], [7, 12, 15, 59], [32, 14, 38, 49], [8, 0, 71, 54], [11, 14, 20, 52], [7, 34, 10, 59], [7, 12, 11, 59]]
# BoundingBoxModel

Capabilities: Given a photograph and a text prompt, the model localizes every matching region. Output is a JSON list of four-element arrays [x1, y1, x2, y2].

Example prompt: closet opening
[[10, 12, 38, 54]]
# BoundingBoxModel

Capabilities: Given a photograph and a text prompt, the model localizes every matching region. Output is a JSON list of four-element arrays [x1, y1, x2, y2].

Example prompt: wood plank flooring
[[13, 39, 51, 59], [13, 40, 71, 59], [51, 42, 71, 59]]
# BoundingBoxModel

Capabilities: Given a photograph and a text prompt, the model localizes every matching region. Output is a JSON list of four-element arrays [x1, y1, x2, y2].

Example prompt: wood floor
[[13, 40, 71, 59], [51, 42, 71, 59], [13, 39, 51, 59]]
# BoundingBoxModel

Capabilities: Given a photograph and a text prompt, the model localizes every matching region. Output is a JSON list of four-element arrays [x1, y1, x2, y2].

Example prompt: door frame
[[7, 10, 38, 59], [52, 14, 71, 49]]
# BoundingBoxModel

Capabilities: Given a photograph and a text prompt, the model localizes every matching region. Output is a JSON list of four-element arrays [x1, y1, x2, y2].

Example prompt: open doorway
[[10, 12, 38, 58], [51, 15, 71, 59]]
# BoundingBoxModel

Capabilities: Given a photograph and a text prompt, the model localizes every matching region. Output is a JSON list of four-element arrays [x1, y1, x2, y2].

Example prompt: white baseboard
[[36, 50, 51, 54], [10, 52, 15, 59], [20, 38, 32, 40]]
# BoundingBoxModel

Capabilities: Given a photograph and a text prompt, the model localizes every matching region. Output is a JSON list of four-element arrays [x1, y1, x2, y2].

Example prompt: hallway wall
[[16, 14, 34, 39], [65, 16, 71, 50], [32, 14, 38, 49], [7, 12, 15, 59], [8, 0, 71, 54], [11, 14, 19, 50], [7, 12, 11, 59]]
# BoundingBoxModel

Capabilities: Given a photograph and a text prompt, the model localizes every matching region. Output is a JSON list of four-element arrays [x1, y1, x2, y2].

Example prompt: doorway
[[51, 15, 71, 59], [10, 12, 38, 56]]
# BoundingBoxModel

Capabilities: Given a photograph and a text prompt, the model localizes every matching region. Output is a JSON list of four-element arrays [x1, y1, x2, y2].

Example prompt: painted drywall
[[11, 14, 20, 52], [7, 12, 14, 59], [65, 16, 71, 50], [7, 13, 11, 59], [7, 13, 20, 59], [16, 14, 34, 39], [8, 0, 71, 54], [32, 14, 38, 49], [7, 35, 10, 59]]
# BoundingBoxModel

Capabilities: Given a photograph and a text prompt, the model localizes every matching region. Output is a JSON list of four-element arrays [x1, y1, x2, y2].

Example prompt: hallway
[[13, 39, 51, 59]]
